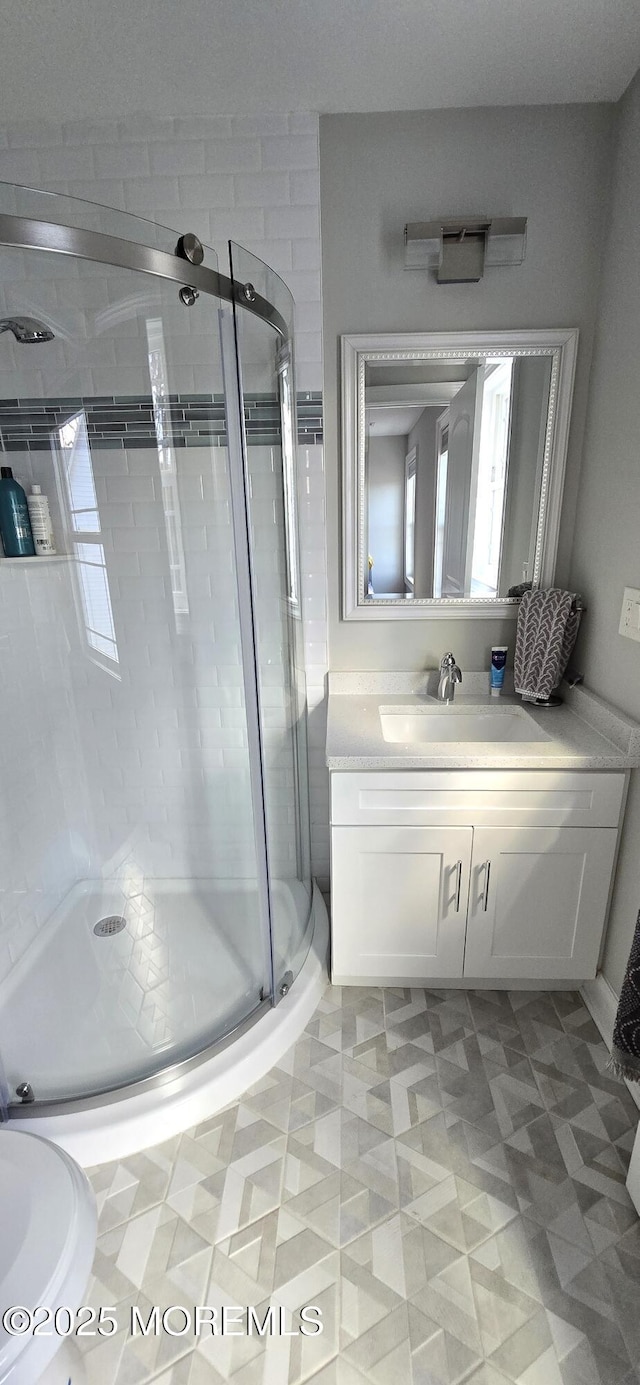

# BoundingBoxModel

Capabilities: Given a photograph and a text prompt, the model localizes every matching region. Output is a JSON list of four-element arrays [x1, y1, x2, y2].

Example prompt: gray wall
[[367, 434, 406, 593], [320, 104, 614, 671], [569, 71, 640, 996]]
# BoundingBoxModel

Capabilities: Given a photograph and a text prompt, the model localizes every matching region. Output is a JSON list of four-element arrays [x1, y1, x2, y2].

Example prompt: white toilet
[[0, 1131, 97, 1385]]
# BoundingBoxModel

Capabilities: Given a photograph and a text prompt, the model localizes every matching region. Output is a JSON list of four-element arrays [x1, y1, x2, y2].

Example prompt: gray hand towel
[[609, 910, 640, 1082], [514, 587, 581, 702]]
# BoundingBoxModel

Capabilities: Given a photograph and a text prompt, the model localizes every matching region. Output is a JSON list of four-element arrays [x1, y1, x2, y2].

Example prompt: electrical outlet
[[619, 587, 640, 642]]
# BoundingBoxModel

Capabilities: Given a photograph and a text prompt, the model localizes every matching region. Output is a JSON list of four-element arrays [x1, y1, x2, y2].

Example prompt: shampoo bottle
[[27, 484, 57, 556], [0, 466, 35, 557]]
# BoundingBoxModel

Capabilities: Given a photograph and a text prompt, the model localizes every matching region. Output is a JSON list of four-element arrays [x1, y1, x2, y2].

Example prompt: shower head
[[0, 315, 55, 343]]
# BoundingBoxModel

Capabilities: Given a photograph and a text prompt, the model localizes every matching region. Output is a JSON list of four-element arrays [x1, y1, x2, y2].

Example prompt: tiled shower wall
[[0, 428, 315, 986], [0, 559, 93, 984], [0, 114, 330, 920]]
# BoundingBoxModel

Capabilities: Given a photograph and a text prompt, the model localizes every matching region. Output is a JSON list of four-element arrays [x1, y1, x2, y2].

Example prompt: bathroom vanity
[[326, 675, 640, 987], [331, 328, 640, 990]]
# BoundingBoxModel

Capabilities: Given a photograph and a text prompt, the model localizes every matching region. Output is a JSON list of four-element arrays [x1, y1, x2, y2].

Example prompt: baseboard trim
[[580, 973, 618, 1044], [580, 973, 640, 1112], [332, 974, 574, 990]]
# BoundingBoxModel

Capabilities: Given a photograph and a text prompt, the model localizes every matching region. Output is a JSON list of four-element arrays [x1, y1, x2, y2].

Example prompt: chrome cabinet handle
[[455, 859, 462, 912], [483, 861, 491, 911]]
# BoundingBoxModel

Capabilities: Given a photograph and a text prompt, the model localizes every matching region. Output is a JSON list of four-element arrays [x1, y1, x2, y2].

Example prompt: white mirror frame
[[341, 328, 579, 621]]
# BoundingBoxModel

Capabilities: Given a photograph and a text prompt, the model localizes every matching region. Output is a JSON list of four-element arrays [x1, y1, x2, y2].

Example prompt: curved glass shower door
[[0, 192, 275, 1105], [229, 243, 313, 986]]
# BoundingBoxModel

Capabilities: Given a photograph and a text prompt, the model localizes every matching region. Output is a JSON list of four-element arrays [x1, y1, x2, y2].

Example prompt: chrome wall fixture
[[0, 314, 55, 343], [404, 216, 527, 283]]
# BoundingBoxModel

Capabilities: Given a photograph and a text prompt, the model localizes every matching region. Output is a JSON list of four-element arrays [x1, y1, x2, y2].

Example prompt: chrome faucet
[[438, 652, 462, 703]]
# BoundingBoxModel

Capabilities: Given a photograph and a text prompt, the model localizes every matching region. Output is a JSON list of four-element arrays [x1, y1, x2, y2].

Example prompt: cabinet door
[[464, 827, 618, 981], [331, 826, 472, 983]]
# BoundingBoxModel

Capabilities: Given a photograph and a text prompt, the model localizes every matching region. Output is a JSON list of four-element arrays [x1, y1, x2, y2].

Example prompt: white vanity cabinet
[[461, 826, 617, 980], [331, 826, 472, 980], [330, 770, 626, 986]]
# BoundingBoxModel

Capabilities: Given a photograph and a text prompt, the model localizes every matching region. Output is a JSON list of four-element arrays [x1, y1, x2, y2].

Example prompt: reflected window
[[433, 423, 448, 598], [59, 412, 119, 667], [470, 359, 513, 597], [404, 448, 416, 590]]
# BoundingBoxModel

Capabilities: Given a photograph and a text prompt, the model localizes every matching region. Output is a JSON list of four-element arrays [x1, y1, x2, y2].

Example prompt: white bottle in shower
[[27, 484, 57, 555]]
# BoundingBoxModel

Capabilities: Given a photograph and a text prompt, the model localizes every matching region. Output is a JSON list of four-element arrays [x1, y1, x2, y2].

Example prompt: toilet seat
[[0, 1131, 97, 1385]]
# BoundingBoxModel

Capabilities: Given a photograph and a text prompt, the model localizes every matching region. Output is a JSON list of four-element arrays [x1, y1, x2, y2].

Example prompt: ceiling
[[1, 0, 639, 122], [367, 406, 427, 438]]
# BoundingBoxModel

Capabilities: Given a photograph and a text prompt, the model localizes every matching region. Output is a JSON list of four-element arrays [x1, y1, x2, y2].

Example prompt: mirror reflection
[[364, 354, 552, 600]]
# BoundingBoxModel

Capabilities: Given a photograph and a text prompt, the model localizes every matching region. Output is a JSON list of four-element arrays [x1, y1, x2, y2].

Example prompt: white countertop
[[325, 674, 640, 771]]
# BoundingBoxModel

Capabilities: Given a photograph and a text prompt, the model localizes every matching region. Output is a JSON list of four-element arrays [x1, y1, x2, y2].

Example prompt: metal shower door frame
[[0, 205, 293, 1112], [227, 239, 315, 990], [218, 302, 277, 1007], [0, 1046, 9, 1123], [0, 213, 288, 338]]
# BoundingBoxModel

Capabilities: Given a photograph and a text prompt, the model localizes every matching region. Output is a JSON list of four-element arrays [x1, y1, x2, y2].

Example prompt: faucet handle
[[440, 651, 457, 670]]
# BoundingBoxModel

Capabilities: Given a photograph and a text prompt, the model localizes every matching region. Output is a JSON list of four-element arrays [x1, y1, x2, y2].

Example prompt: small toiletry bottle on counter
[[0, 466, 35, 556], [27, 484, 57, 555], [490, 646, 508, 696]]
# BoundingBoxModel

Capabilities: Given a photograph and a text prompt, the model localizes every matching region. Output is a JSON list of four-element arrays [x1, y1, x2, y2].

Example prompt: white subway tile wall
[[0, 561, 93, 985], [0, 434, 321, 985], [0, 112, 329, 991]]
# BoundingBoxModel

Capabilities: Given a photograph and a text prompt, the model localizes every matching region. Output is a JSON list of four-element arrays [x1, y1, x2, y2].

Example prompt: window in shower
[[277, 342, 300, 608], [146, 317, 189, 625], [58, 410, 119, 669]]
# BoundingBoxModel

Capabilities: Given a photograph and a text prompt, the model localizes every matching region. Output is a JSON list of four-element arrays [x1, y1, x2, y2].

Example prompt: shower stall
[[0, 183, 325, 1154]]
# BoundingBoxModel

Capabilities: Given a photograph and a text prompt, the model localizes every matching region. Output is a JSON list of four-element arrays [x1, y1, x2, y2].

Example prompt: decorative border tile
[[0, 391, 323, 451]]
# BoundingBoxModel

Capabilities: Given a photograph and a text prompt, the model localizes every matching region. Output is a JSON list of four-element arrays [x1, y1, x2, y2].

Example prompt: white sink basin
[[379, 705, 551, 744]]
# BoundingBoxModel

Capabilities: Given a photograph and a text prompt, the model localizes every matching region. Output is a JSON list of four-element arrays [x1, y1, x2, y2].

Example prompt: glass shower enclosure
[[0, 184, 313, 1111]]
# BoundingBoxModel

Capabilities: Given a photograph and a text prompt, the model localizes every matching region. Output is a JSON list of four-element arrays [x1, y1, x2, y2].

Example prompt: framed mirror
[[341, 329, 578, 620]]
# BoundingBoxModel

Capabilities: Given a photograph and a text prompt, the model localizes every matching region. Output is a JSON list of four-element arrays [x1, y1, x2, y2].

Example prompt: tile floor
[[65, 985, 640, 1384]]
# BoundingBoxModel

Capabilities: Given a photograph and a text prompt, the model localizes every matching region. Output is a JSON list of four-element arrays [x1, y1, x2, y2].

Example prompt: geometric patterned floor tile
[[74, 984, 640, 1384], [402, 1174, 519, 1252], [89, 1136, 182, 1231], [304, 1360, 373, 1385], [283, 1169, 397, 1248]]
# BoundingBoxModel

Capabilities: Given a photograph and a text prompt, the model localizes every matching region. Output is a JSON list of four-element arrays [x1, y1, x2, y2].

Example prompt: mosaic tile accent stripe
[[0, 392, 323, 451]]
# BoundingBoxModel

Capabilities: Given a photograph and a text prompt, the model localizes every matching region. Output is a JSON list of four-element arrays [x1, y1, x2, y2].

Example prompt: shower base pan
[[2, 878, 327, 1166]]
